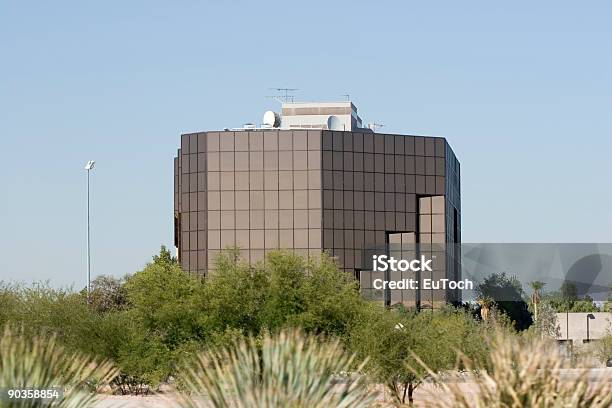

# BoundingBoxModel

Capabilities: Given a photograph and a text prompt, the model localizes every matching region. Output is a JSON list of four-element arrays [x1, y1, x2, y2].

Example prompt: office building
[[174, 101, 461, 308]]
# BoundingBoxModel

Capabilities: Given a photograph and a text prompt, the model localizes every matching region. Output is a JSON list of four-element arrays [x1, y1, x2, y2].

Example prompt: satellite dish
[[327, 115, 343, 131], [262, 111, 281, 128]]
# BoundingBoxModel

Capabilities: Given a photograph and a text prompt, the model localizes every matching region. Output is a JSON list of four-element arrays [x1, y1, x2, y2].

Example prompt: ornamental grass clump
[[0, 327, 118, 408], [179, 329, 376, 408], [419, 330, 612, 408]]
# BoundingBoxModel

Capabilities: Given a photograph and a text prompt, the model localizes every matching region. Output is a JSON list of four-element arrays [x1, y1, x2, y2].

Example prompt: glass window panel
[[420, 215, 432, 233], [250, 191, 264, 209], [305, 170, 319, 190], [235, 132, 249, 151], [236, 230, 250, 248], [220, 230, 235, 247], [279, 171, 293, 190], [219, 132, 234, 151], [249, 171, 264, 190], [279, 230, 294, 248], [278, 131, 293, 150], [308, 190, 321, 209], [249, 151, 263, 170], [264, 210, 279, 229], [308, 209, 321, 229], [264, 151, 278, 170], [250, 210, 264, 229], [308, 229, 321, 248], [220, 210, 235, 229], [207, 230, 220, 249], [294, 209, 308, 229], [207, 172, 220, 190], [220, 172, 235, 190], [265, 190, 278, 209], [294, 171, 308, 189], [264, 131, 278, 151], [235, 191, 249, 210], [307, 151, 320, 169], [207, 153, 220, 171], [279, 151, 292, 170], [293, 151, 307, 170], [419, 196, 431, 213], [235, 172, 249, 190], [249, 132, 263, 150], [235, 152, 249, 171], [294, 131, 308, 150], [264, 171, 279, 190], [307, 130, 321, 151], [279, 209, 293, 229], [265, 230, 279, 248], [220, 191, 234, 208], [207, 192, 220, 210], [207, 133, 219, 152], [236, 211, 249, 229], [279, 191, 293, 209], [250, 230, 265, 249], [294, 190, 308, 209], [432, 214, 445, 233], [294, 229, 309, 248], [431, 196, 445, 214], [208, 211, 221, 229], [219, 152, 234, 171]]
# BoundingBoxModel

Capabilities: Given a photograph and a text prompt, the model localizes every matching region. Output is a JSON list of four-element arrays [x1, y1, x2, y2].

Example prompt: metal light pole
[[85, 160, 95, 301], [586, 313, 595, 342]]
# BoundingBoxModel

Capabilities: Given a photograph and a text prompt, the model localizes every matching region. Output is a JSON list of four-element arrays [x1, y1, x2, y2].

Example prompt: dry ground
[[93, 368, 611, 408]]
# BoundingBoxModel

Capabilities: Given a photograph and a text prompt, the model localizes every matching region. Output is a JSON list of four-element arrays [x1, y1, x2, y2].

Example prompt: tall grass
[[179, 329, 377, 408], [418, 331, 612, 408], [0, 327, 118, 408]]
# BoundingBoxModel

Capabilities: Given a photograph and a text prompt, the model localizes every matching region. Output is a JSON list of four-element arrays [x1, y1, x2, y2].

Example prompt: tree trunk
[[408, 382, 414, 405]]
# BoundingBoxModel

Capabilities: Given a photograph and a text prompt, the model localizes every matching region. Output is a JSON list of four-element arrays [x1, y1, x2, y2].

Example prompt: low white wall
[[555, 312, 612, 343]]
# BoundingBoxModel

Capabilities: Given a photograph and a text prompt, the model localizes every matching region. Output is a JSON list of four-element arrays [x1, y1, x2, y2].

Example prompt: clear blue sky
[[1, 1, 611, 288]]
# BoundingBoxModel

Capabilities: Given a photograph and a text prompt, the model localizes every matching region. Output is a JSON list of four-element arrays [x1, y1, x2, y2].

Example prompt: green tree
[[115, 247, 207, 388], [569, 296, 599, 312], [529, 281, 545, 322], [476, 272, 533, 331], [349, 306, 486, 405], [152, 245, 178, 266], [202, 249, 367, 339], [603, 286, 612, 312], [89, 275, 128, 314], [200, 248, 270, 334]]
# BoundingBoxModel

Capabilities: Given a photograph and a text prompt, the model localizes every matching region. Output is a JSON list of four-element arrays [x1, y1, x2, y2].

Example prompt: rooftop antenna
[[368, 122, 385, 132], [341, 94, 350, 101], [267, 88, 299, 103]]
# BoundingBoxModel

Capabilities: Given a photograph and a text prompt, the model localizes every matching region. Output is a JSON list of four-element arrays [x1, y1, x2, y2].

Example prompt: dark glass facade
[[174, 130, 461, 307]]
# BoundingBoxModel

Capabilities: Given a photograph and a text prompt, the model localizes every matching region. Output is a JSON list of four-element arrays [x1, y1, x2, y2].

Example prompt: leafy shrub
[[348, 305, 487, 405]]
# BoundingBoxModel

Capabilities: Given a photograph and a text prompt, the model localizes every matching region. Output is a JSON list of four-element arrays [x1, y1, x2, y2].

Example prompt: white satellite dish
[[327, 115, 343, 131], [262, 111, 281, 128]]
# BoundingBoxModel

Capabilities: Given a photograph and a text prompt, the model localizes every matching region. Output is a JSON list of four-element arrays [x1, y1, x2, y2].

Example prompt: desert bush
[[0, 327, 118, 407], [179, 329, 376, 408], [349, 305, 487, 405], [594, 332, 612, 366], [419, 330, 612, 408]]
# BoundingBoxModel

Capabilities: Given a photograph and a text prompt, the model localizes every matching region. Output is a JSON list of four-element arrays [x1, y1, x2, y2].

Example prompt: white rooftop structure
[[279, 101, 366, 131]]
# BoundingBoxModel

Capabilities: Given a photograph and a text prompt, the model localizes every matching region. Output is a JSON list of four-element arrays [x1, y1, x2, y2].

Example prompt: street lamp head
[[84, 160, 96, 170]]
